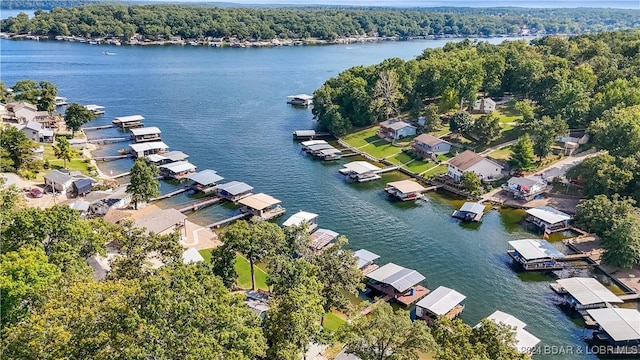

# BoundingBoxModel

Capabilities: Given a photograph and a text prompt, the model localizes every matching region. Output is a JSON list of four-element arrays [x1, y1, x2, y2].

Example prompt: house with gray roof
[[377, 119, 416, 141], [134, 208, 187, 235], [412, 134, 451, 159], [44, 170, 74, 192]]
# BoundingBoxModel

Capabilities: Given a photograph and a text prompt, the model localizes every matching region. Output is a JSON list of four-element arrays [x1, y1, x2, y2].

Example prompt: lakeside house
[[186, 169, 224, 194], [478, 311, 541, 354], [507, 239, 566, 271], [557, 130, 590, 145], [214, 181, 254, 202], [415, 286, 466, 325], [447, 150, 502, 182], [287, 94, 313, 106], [384, 180, 427, 201], [68, 200, 91, 217], [551, 277, 623, 311], [452, 202, 485, 222], [377, 119, 417, 141], [113, 115, 144, 128], [282, 211, 319, 232], [309, 228, 339, 253], [354, 249, 380, 275], [20, 120, 54, 143], [503, 176, 547, 200], [339, 161, 382, 182], [411, 134, 452, 159], [159, 161, 197, 180], [88, 189, 132, 217], [366, 262, 428, 307], [43, 170, 74, 192], [85, 104, 106, 115], [129, 141, 169, 158], [130, 126, 161, 143], [134, 208, 187, 235], [586, 308, 640, 350], [238, 193, 286, 220], [472, 98, 496, 113], [525, 206, 571, 232], [182, 248, 205, 264]]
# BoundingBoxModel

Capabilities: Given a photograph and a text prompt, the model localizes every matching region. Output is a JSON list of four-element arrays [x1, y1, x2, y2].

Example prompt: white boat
[[55, 97, 68, 106]]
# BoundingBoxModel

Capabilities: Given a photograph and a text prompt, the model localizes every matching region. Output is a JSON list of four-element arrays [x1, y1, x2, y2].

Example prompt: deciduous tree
[[64, 103, 95, 137], [470, 111, 501, 145], [373, 69, 402, 120], [449, 111, 473, 134], [461, 171, 482, 195], [126, 158, 160, 210], [529, 115, 567, 160]]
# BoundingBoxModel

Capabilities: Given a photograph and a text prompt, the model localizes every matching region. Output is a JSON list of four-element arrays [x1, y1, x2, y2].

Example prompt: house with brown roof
[[377, 119, 416, 141], [447, 150, 503, 181], [411, 134, 451, 159]]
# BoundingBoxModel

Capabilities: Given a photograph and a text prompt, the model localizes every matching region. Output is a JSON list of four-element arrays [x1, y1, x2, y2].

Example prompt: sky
[[151, 0, 640, 9]]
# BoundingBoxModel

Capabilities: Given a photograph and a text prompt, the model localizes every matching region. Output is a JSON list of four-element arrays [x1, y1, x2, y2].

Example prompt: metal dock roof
[[129, 141, 168, 152], [367, 263, 425, 293], [341, 161, 381, 175], [508, 239, 565, 260], [556, 277, 623, 306], [525, 206, 571, 224], [386, 180, 426, 194], [483, 310, 541, 354], [114, 115, 145, 123], [238, 193, 281, 210], [354, 249, 380, 269], [282, 211, 319, 227], [130, 126, 161, 136], [587, 308, 640, 342], [187, 169, 224, 186], [159, 161, 197, 174], [215, 181, 253, 195], [415, 286, 466, 316], [459, 202, 485, 215]]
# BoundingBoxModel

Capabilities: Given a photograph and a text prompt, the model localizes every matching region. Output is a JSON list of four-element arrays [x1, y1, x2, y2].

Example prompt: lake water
[[0, 38, 599, 359]]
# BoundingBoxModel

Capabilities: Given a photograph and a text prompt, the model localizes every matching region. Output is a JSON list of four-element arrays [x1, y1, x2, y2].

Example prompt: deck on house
[[177, 196, 223, 213]]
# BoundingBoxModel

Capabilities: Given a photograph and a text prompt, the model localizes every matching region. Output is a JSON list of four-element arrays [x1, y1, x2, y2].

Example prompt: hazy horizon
[[149, 0, 639, 9]]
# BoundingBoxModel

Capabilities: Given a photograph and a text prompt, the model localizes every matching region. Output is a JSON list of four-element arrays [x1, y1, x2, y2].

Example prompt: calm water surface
[[1, 38, 596, 359]]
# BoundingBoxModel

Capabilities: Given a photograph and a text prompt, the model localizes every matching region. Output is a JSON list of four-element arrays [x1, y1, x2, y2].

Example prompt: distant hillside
[[1, 1, 104, 10]]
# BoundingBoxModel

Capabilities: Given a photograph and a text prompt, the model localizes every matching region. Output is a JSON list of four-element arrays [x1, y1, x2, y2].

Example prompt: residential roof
[[41, 128, 54, 137], [475, 98, 497, 107], [24, 120, 42, 131], [134, 208, 187, 235], [309, 228, 339, 250], [187, 169, 224, 186], [159, 161, 197, 174], [354, 249, 380, 269], [416, 286, 466, 315], [238, 193, 281, 210], [282, 211, 319, 227], [448, 150, 499, 170], [163, 151, 189, 162], [114, 115, 144, 123], [182, 248, 204, 264], [130, 126, 161, 136], [525, 206, 571, 225], [414, 133, 450, 147], [484, 311, 541, 353], [215, 181, 253, 195], [342, 161, 381, 175], [386, 180, 426, 194], [586, 308, 640, 342], [509, 239, 565, 260], [300, 139, 327, 147], [294, 130, 315, 137], [367, 263, 425, 293], [459, 202, 485, 215], [129, 141, 169, 153], [68, 200, 91, 212], [44, 170, 73, 185], [288, 94, 313, 100], [380, 119, 415, 131], [73, 178, 94, 194], [556, 277, 623, 305], [508, 176, 545, 188]]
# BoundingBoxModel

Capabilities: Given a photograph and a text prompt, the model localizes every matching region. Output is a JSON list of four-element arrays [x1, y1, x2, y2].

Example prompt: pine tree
[[509, 135, 536, 172]]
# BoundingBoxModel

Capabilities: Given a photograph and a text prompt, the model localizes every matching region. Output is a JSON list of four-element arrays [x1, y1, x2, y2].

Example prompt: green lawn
[[387, 152, 415, 166], [199, 248, 213, 262], [36, 144, 93, 181], [488, 146, 512, 160], [342, 127, 380, 148], [360, 142, 403, 159], [421, 164, 448, 178], [323, 312, 347, 332], [494, 105, 521, 124], [235, 254, 269, 291], [435, 153, 454, 162], [405, 159, 433, 174]]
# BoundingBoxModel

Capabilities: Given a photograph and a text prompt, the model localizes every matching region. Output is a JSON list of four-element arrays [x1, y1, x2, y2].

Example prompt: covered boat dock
[[551, 277, 623, 311], [452, 202, 485, 222], [525, 206, 571, 232], [85, 104, 105, 115], [146, 150, 189, 165], [129, 141, 168, 158], [354, 249, 380, 275], [215, 181, 254, 202], [586, 308, 640, 351], [480, 311, 541, 354], [282, 211, 319, 233], [130, 126, 161, 143], [366, 262, 429, 307], [238, 193, 286, 220], [113, 114, 144, 128], [309, 228, 339, 253], [339, 161, 382, 182], [415, 286, 466, 325], [187, 169, 224, 194], [159, 161, 197, 180], [385, 180, 427, 201], [507, 239, 566, 271], [287, 94, 313, 106]]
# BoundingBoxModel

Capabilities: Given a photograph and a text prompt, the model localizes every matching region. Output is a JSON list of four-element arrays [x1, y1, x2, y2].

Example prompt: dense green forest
[[2, 4, 640, 40], [313, 29, 640, 266]]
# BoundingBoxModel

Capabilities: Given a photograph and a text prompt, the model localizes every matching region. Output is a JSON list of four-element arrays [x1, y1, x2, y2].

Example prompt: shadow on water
[[498, 207, 527, 233]]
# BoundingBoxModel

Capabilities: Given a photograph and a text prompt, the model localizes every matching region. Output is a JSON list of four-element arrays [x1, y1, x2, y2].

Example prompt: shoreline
[[0, 32, 543, 48]]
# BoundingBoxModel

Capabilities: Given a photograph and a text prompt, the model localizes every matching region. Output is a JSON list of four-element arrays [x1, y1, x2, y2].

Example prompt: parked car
[[30, 187, 43, 198]]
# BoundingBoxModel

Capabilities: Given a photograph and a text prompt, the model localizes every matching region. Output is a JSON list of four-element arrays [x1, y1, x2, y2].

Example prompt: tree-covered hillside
[[2, 4, 639, 40]]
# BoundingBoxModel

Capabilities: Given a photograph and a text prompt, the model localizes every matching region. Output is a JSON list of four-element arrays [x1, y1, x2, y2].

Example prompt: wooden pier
[[88, 137, 130, 144], [94, 154, 131, 162], [177, 197, 223, 213], [207, 213, 251, 229], [618, 293, 640, 302], [374, 165, 399, 174], [83, 124, 114, 131], [150, 187, 191, 202]]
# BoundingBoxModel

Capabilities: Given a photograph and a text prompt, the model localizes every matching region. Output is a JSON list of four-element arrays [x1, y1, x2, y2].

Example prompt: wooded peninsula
[[1, 4, 639, 42]]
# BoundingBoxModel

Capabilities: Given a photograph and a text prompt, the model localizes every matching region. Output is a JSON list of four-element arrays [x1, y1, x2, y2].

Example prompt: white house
[[472, 98, 496, 113], [447, 150, 503, 181], [503, 176, 547, 200], [377, 119, 417, 141], [43, 170, 74, 192], [412, 134, 451, 159]]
